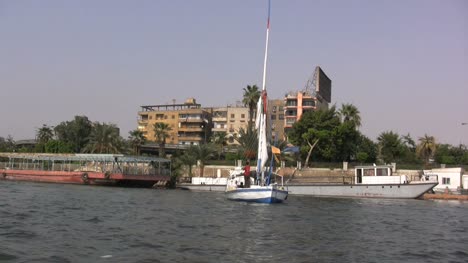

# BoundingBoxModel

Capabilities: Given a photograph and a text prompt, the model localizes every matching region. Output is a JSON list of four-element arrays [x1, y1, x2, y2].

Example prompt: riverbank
[[422, 193, 468, 201]]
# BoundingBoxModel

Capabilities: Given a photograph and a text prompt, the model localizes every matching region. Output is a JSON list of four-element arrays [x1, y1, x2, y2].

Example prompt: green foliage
[[235, 127, 258, 160], [332, 121, 359, 161], [177, 150, 197, 177], [435, 144, 468, 165], [54, 116, 93, 153], [186, 143, 216, 177], [128, 129, 146, 155], [0, 136, 15, 152], [356, 152, 369, 163], [17, 147, 30, 153], [242, 85, 261, 129], [45, 140, 74, 153], [338, 103, 361, 128], [166, 151, 186, 188], [377, 131, 405, 163], [211, 131, 228, 160], [83, 122, 124, 154], [289, 106, 360, 163], [36, 124, 54, 144], [416, 134, 437, 165], [225, 152, 242, 161], [153, 122, 172, 158], [355, 134, 377, 163]]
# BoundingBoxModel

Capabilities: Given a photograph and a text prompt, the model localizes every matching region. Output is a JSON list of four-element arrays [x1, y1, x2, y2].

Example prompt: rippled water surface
[[1, 181, 467, 263]]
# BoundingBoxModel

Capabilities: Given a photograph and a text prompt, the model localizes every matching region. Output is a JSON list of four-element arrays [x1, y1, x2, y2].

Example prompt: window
[[279, 106, 284, 111], [279, 114, 284, 120], [303, 100, 315, 107], [442, 177, 451, 185], [231, 114, 235, 118], [286, 119, 296, 125], [272, 106, 277, 113], [241, 114, 245, 118], [364, 169, 375, 176], [271, 114, 276, 120], [172, 115, 175, 119], [376, 168, 388, 176], [286, 100, 297, 107]]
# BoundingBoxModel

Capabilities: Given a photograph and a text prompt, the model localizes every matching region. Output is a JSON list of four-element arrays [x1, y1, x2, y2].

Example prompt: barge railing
[[0, 153, 171, 177]]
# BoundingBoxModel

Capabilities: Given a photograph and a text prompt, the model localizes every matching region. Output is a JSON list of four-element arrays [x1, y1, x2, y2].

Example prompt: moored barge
[[0, 153, 171, 188]]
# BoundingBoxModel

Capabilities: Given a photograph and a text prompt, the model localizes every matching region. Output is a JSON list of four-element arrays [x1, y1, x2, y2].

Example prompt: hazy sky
[[1, 0, 467, 145]]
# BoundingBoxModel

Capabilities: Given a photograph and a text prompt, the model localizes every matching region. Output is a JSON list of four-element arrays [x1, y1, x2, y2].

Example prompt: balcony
[[179, 117, 204, 123], [213, 116, 227, 122], [213, 127, 227, 132], [138, 119, 149, 125], [285, 119, 296, 126], [179, 126, 203, 132], [178, 135, 203, 141]]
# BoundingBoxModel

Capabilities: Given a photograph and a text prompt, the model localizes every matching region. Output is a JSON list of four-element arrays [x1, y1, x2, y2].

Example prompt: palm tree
[[83, 122, 122, 153], [377, 131, 404, 163], [236, 127, 258, 160], [338, 103, 361, 128], [402, 133, 416, 152], [36, 124, 54, 144], [128, 129, 146, 155], [211, 131, 228, 159], [188, 144, 216, 177], [178, 151, 197, 177], [242, 85, 261, 130], [153, 122, 172, 158], [417, 134, 437, 165]]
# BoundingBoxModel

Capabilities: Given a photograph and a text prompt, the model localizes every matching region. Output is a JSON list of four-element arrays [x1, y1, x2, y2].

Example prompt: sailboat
[[225, 0, 288, 203]]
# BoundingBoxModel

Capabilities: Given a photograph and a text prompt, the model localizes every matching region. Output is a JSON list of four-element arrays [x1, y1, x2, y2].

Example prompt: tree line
[[287, 105, 468, 167], [1, 85, 467, 178]]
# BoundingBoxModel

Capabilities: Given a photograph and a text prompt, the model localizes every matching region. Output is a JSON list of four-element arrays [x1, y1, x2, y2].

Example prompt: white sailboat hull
[[225, 185, 288, 203]]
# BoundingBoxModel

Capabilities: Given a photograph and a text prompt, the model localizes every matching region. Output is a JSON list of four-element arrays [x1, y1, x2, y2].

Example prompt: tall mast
[[256, 0, 271, 184], [261, 0, 270, 92]]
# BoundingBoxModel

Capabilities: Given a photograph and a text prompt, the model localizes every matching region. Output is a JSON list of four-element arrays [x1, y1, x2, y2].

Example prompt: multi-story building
[[210, 106, 250, 145], [283, 91, 319, 133], [137, 66, 332, 148], [137, 98, 210, 146], [211, 101, 286, 144], [283, 66, 332, 136], [268, 99, 285, 142]]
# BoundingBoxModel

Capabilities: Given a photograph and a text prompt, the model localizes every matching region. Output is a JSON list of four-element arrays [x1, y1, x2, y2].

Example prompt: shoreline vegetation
[[1, 88, 467, 183]]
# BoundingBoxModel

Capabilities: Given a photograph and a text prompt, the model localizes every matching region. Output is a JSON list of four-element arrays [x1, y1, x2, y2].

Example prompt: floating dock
[[0, 153, 171, 188]]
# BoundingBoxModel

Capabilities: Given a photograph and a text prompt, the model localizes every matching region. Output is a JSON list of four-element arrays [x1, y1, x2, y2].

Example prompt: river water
[[1, 181, 467, 263]]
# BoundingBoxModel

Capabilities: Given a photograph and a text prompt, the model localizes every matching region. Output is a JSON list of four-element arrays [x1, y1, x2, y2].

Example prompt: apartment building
[[138, 98, 210, 146], [268, 99, 285, 142], [283, 66, 332, 137], [211, 106, 249, 145]]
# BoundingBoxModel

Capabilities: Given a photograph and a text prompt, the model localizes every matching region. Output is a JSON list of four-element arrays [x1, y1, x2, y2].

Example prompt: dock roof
[[0, 153, 170, 163]]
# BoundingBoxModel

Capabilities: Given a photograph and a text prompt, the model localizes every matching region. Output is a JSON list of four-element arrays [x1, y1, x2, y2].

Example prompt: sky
[[1, 0, 467, 145]]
